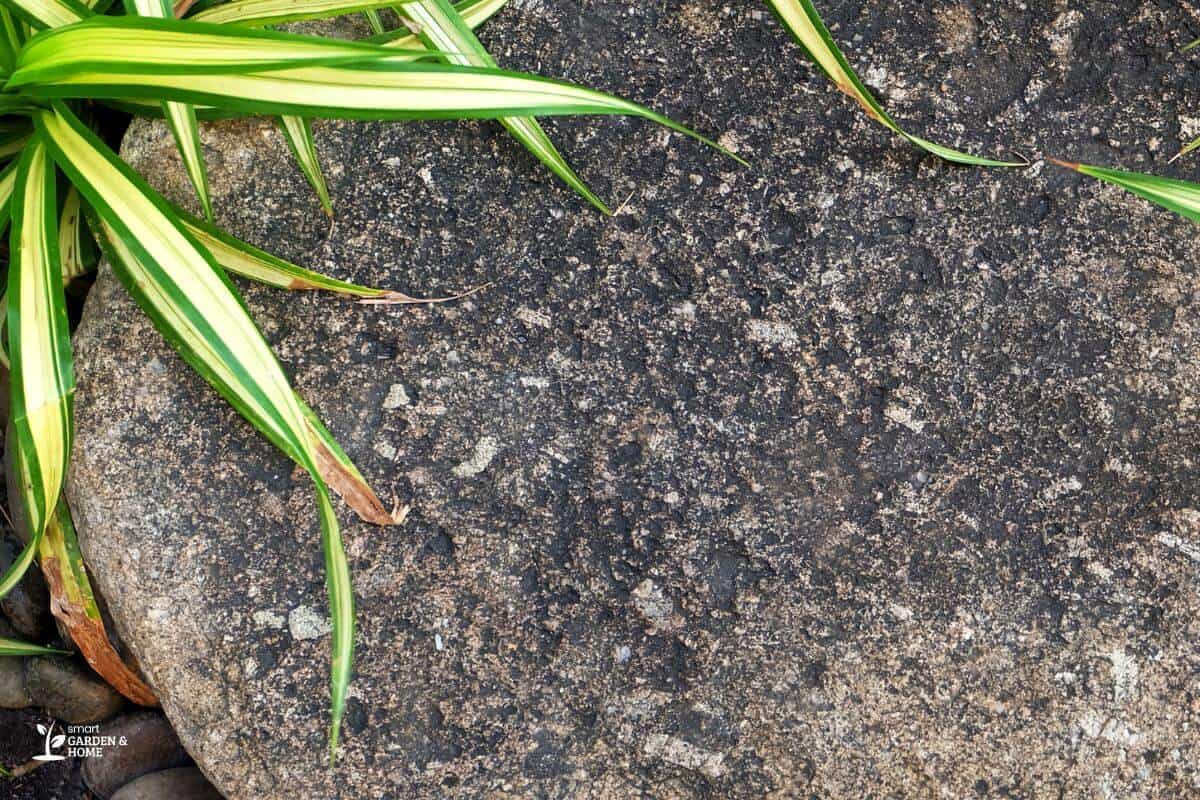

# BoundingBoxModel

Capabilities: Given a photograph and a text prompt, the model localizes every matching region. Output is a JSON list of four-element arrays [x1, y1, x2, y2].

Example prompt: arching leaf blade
[[9, 17, 428, 87], [36, 103, 356, 758], [7, 135, 73, 553], [1049, 158, 1200, 223], [0, 636, 65, 656], [2, 0, 87, 31], [193, 0, 411, 26], [278, 115, 333, 216], [162, 100, 213, 221], [58, 185, 95, 283], [373, 0, 505, 48], [763, 0, 1021, 167], [175, 203, 398, 298], [400, 0, 610, 213]]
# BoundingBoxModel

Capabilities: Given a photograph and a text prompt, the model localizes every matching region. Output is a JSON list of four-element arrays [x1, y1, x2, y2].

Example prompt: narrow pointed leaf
[[1171, 135, 1200, 163], [193, 0, 414, 26], [763, 0, 1021, 167], [10, 17, 427, 87], [11, 23, 743, 165], [106, 0, 501, 120], [127, 0, 214, 221], [58, 185, 95, 283], [0, 527, 37, 600], [0, 636, 65, 656], [372, 0, 505, 48], [279, 115, 332, 216], [37, 498, 158, 704], [7, 135, 73, 554], [400, 0, 609, 213], [300, 397, 404, 525], [174, 203, 406, 299], [0, 157, 19, 221], [162, 100, 213, 221], [36, 103, 354, 756], [2, 0, 87, 30], [361, 7, 384, 34], [1050, 158, 1200, 223]]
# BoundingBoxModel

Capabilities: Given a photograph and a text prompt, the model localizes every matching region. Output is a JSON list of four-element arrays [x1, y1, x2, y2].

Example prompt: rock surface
[[69, 2, 1200, 797]]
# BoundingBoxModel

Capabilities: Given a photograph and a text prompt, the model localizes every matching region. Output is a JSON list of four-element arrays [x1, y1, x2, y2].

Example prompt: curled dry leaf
[[39, 500, 158, 705]]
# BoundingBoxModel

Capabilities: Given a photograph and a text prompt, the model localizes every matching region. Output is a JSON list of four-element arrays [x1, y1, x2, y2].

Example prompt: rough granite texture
[[68, 2, 1200, 798]]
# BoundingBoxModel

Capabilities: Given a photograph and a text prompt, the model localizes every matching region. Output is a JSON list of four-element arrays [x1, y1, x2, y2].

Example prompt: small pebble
[[83, 711, 191, 799], [24, 655, 125, 723], [0, 656, 32, 708], [0, 532, 53, 641], [110, 767, 222, 800]]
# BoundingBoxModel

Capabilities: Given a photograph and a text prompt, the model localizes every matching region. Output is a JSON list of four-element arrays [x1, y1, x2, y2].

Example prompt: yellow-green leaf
[[278, 115, 332, 216], [764, 0, 1021, 167], [7, 135, 73, 552], [36, 102, 355, 758], [398, 0, 609, 213]]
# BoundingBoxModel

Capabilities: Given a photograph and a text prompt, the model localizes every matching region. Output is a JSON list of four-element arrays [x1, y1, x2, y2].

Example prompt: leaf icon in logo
[[51, 735, 66, 748], [36, 724, 47, 735]]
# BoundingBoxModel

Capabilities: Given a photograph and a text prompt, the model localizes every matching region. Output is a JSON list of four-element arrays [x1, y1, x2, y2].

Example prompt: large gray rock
[[68, 1, 1200, 797]]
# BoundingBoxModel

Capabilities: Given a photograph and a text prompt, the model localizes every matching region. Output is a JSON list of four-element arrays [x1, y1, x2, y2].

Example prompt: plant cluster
[[0, 0, 1193, 767]]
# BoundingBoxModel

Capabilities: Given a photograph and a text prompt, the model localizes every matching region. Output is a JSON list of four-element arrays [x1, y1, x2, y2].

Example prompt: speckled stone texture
[[68, 2, 1200, 798]]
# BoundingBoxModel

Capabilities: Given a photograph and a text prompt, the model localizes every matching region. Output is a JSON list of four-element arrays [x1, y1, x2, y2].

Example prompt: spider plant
[[0, 0, 739, 761]]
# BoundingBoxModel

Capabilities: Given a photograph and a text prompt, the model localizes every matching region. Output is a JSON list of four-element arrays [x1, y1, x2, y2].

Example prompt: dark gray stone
[[24, 656, 124, 724], [82, 711, 191, 799], [0, 656, 31, 709], [67, 2, 1200, 798], [109, 767, 221, 800], [0, 532, 53, 642]]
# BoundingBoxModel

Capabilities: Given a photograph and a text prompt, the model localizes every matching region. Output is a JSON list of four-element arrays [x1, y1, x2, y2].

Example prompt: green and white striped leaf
[[123, 11, 200, 183], [0, 158, 23, 373], [161, 84, 213, 221], [111, 0, 504, 118], [193, 0, 410, 26], [58, 186, 95, 283], [763, 0, 1021, 167], [36, 103, 354, 757], [174, 202, 412, 300], [300, 396, 404, 525], [1, 0, 87, 31], [372, 0, 504, 48], [0, 6, 22, 73], [0, 636, 65, 656], [1049, 158, 1200, 223], [127, 0, 216, 221], [7, 136, 73, 566], [11, 21, 743, 164], [398, 0, 609, 213], [11, 17, 427, 87], [1171, 136, 1200, 164], [279, 115, 333, 216], [361, 7, 384, 34]]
